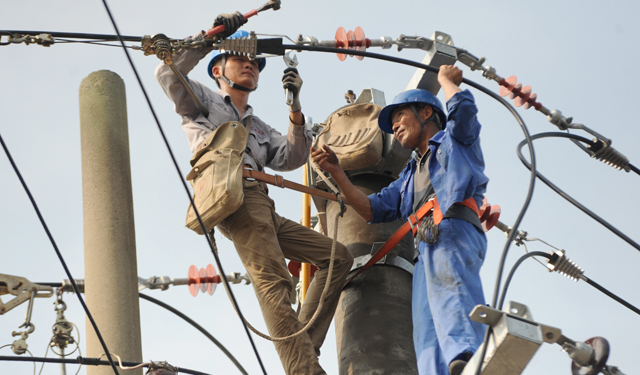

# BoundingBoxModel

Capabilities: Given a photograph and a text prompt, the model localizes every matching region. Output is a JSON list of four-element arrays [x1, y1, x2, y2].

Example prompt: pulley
[[51, 289, 75, 351]]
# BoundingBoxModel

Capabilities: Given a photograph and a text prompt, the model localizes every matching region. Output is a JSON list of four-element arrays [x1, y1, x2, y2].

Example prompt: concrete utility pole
[[79, 70, 143, 375]]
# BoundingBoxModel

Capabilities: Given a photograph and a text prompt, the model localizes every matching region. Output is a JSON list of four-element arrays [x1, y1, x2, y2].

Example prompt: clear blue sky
[[2, 1, 640, 374]]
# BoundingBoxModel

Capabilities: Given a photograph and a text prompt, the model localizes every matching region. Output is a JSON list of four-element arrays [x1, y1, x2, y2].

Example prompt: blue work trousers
[[412, 218, 487, 375]]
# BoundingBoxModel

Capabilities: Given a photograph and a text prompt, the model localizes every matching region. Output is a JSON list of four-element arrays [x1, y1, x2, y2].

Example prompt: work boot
[[448, 359, 467, 375], [449, 352, 473, 375]]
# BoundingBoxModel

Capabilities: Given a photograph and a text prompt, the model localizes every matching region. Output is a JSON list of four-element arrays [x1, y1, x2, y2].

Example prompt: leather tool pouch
[[312, 103, 384, 171], [185, 120, 249, 235]]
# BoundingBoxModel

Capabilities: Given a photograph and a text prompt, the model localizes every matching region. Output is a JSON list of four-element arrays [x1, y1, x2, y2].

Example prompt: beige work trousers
[[218, 181, 353, 375]]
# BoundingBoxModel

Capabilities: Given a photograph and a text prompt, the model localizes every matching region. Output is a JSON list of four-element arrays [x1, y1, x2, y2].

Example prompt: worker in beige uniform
[[155, 12, 353, 375]]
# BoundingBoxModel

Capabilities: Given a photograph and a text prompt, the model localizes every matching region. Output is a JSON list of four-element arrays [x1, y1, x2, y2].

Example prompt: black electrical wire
[[516, 132, 640, 252], [583, 276, 640, 316], [497, 251, 552, 310], [139, 293, 249, 375], [99, 2, 267, 373], [0, 133, 121, 375], [0, 355, 211, 375], [495, 251, 640, 317]]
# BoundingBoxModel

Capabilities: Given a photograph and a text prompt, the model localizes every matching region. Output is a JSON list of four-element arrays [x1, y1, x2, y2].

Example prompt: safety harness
[[344, 196, 479, 285]]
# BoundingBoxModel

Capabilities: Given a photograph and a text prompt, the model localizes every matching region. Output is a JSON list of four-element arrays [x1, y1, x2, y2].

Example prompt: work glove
[[212, 11, 247, 39], [282, 67, 303, 112]]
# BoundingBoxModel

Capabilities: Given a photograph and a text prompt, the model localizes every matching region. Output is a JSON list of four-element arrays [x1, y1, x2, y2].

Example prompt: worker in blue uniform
[[311, 65, 489, 375]]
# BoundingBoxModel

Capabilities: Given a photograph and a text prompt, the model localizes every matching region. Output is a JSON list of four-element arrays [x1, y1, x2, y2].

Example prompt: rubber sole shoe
[[448, 359, 468, 375]]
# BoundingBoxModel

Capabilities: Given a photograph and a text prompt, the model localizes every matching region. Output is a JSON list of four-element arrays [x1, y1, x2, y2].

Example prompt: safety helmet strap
[[409, 104, 441, 130], [409, 104, 441, 154], [218, 54, 258, 93]]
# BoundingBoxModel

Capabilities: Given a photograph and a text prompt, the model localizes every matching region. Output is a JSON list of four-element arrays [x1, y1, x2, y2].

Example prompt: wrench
[[283, 51, 299, 106]]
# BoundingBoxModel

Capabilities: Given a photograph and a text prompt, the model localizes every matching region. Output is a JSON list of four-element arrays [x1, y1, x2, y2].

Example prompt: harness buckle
[[274, 174, 285, 188], [408, 213, 420, 236], [243, 166, 256, 181]]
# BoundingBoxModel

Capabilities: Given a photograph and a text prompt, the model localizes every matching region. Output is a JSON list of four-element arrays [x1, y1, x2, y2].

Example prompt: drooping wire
[[0, 355, 212, 375], [139, 293, 249, 375], [37, 344, 51, 375], [516, 132, 640, 252], [497, 251, 552, 310], [98, 1, 267, 373], [0, 133, 120, 375]]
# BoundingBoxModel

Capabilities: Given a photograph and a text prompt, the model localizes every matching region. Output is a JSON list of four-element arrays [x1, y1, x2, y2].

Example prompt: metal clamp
[[461, 303, 563, 375]]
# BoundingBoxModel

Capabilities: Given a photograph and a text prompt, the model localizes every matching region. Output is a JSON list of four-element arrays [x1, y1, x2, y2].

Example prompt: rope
[[217, 209, 342, 342]]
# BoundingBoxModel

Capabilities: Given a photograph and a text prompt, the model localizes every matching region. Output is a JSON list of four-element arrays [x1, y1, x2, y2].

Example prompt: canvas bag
[[312, 103, 384, 171], [185, 120, 249, 235]]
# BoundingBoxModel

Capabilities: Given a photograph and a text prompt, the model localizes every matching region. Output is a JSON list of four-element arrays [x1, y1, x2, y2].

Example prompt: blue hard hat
[[378, 89, 446, 134], [207, 30, 266, 79]]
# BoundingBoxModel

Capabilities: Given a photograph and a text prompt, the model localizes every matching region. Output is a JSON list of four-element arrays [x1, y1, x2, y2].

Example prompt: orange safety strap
[[345, 199, 435, 285], [345, 196, 483, 286], [433, 196, 480, 225], [242, 168, 340, 202]]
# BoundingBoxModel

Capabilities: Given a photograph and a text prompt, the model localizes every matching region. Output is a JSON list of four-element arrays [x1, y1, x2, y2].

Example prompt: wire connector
[[546, 250, 584, 281]]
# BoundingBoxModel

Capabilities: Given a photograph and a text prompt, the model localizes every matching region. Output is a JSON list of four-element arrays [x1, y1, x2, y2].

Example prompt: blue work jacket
[[369, 90, 489, 223]]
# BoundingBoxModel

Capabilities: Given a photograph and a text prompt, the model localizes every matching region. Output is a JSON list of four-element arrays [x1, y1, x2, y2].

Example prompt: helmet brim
[[207, 55, 266, 79], [377, 103, 403, 134], [206, 30, 266, 79]]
